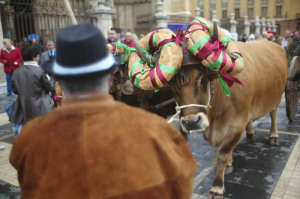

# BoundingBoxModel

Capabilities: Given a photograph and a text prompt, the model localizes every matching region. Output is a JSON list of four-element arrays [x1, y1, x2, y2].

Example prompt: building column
[[195, 7, 200, 18], [212, 10, 221, 26], [261, 17, 266, 33], [230, 13, 237, 33], [255, 16, 261, 34], [271, 19, 277, 32], [154, 0, 169, 29], [244, 16, 250, 37], [267, 19, 271, 30], [88, 0, 115, 39]]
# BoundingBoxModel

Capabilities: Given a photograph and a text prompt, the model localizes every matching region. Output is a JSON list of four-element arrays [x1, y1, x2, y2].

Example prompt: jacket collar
[[3, 45, 16, 53], [24, 61, 39, 67]]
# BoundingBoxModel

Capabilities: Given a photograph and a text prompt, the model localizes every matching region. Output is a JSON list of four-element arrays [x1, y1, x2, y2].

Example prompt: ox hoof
[[246, 133, 256, 143], [225, 166, 233, 174], [269, 137, 279, 146], [208, 191, 224, 199]]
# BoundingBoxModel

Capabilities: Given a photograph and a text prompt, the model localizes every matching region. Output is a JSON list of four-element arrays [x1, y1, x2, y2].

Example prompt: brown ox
[[169, 41, 287, 198]]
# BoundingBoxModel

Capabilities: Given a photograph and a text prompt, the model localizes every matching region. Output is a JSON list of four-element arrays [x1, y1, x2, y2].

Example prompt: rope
[[167, 104, 209, 123]]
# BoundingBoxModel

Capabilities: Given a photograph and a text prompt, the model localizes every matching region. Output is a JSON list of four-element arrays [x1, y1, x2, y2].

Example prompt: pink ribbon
[[158, 29, 188, 49], [219, 70, 245, 87]]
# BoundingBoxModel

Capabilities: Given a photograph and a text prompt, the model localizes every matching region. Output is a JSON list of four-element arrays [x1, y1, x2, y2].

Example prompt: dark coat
[[10, 94, 197, 199], [0, 46, 22, 73], [10, 63, 54, 124]]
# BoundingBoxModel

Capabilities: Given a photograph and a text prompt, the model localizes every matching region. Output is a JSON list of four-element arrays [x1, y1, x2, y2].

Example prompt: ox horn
[[134, 41, 156, 66]]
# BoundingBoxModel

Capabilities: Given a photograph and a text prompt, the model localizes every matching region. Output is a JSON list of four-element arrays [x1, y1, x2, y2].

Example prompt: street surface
[[0, 84, 299, 198]]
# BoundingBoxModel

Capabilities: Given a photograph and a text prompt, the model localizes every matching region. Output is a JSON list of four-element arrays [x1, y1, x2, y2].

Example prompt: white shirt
[[281, 38, 288, 50]]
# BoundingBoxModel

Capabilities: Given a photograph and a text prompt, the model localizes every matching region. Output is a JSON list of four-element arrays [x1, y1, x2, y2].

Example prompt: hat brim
[[41, 53, 117, 78]]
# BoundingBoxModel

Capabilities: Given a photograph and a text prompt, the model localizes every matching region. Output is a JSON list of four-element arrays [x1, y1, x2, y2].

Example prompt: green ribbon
[[217, 73, 231, 97], [130, 60, 144, 81], [153, 33, 158, 47], [135, 74, 141, 89], [159, 64, 180, 74], [160, 41, 176, 52], [195, 18, 212, 32], [221, 36, 233, 46], [113, 43, 137, 64]]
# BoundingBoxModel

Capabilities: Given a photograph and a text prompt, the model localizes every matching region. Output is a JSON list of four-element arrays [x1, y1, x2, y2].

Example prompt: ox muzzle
[[180, 112, 209, 133]]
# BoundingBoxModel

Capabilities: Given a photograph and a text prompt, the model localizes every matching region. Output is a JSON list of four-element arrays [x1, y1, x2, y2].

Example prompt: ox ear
[[134, 41, 156, 66]]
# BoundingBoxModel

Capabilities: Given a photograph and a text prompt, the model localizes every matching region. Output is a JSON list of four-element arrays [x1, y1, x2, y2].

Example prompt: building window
[[261, 6, 267, 18], [262, 0, 268, 4], [210, 0, 216, 9], [234, 8, 240, 20], [275, 5, 282, 17], [222, 0, 228, 7], [248, 7, 254, 18], [275, 0, 282, 3], [247, 0, 254, 5], [222, 10, 227, 19], [198, 0, 204, 9], [234, 0, 240, 4]]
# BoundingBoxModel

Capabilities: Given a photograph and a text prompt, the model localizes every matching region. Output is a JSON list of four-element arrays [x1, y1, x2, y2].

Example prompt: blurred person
[[39, 40, 56, 65], [132, 33, 139, 41], [39, 40, 57, 107], [293, 31, 299, 49], [241, 34, 247, 42], [10, 23, 197, 199], [16, 37, 28, 48], [9, 44, 54, 135], [262, 31, 268, 40], [254, 33, 261, 40], [276, 30, 293, 60], [122, 32, 136, 48], [31, 38, 44, 54], [139, 33, 145, 40], [247, 34, 255, 42], [0, 38, 22, 96], [108, 27, 122, 43]]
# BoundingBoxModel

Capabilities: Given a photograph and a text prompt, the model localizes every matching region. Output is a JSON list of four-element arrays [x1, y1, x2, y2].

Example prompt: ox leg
[[269, 107, 279, 146], [246, 121, 256, 143], [208, 133, 242, 199], [225, 155, 233, 174]]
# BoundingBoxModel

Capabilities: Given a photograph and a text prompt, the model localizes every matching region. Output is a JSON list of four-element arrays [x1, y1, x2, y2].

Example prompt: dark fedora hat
[[41, 23, 115, 77]]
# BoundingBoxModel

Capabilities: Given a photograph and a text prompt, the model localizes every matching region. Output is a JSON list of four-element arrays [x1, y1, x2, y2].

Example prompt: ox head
[[169, 65, 217, 133]]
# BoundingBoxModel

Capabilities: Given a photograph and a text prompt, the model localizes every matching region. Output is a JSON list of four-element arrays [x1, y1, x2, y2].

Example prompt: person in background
[[39, 40, 56, 65], [31, 38, 44, 54], [9, 44, 54, 135], [276, 30, 293, 60], [139, 33, 145, 40], [39, 40, 57, 107], [262, 31, 268, 40], [108, 27, 122, 43], [10, 23, 197, 199], [247, 34, 255, 42], [122, 32, 136, 48], [0, 38, 23, 96], [293, 30, 299, 50], [241, 34, 247, 42], [16, 37, 28, 48]]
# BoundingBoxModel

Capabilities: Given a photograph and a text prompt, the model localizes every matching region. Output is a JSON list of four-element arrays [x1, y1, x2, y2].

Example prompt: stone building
[[0, 0, 299, 46], [196, 0, 300, 36]]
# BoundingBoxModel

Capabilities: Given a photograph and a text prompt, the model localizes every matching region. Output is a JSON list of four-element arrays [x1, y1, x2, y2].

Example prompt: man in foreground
[[10, 23, 197, 199]]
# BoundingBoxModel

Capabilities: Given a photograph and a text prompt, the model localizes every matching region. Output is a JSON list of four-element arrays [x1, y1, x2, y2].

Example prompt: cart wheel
[[286, 56, 300, 121]]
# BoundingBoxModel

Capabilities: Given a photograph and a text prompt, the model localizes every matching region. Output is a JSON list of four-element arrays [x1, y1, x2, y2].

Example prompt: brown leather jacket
[[10, 94, 197, 199]]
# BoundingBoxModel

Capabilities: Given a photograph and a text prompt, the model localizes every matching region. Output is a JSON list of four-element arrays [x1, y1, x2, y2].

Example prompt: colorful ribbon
[[113, 42, 137, 64]]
